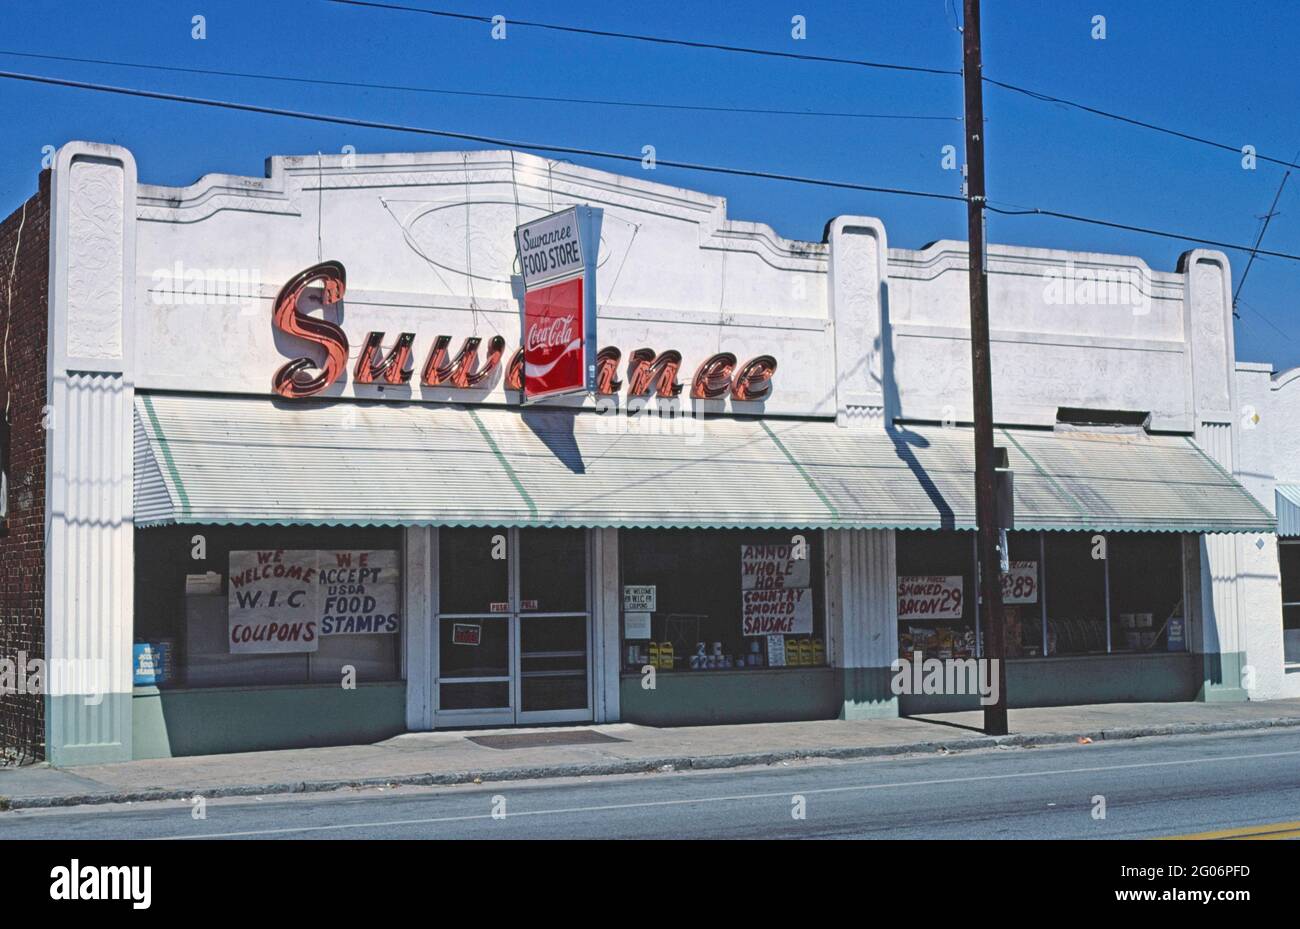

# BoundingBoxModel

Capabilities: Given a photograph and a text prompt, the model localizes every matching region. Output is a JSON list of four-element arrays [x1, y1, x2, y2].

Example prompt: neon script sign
[[271, 261, 778, 402]]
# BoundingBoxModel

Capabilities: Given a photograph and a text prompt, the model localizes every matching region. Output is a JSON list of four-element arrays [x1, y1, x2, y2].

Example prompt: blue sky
[[1, 0, 1297, 371]]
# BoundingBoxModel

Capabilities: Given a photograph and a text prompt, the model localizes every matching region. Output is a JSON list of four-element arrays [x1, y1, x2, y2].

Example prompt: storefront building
[[1243, 362, 1300, 692], [0, 142, 1284, 765]]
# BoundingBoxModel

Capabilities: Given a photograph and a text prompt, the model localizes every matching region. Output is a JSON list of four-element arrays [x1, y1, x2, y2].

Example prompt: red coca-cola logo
[[526, 314, 576, 353]]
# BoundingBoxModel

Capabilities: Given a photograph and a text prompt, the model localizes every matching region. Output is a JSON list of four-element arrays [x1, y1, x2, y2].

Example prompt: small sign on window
[[452, 623, 482, 646], [623, 585, 656, 612]]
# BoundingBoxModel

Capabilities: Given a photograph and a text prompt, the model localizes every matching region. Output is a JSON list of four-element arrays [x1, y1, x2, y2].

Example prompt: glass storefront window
[[1281, 542, 1300, 664], [1003, 531, 1045, 658], [1044, 532, 1107, 656], [896, 529, 1187, 659], [134, 526, 404, 688], [619, 529, 825, 673], [896, 530, 978, 660], [1107, 533, 1185, 653]]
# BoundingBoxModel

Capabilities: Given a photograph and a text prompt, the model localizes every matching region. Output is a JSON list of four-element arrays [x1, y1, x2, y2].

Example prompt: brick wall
[[0, 170, 50, 763]]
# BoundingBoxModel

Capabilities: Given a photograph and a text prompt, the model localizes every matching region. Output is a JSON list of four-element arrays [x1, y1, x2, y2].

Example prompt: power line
[[5, 67, 1300, 263], [0, 68, 963, 204], [0, 49, 960, 123], [983, 77, 1300, 172], [984, 203, 1300, 261], [322, 0, 962, 76], [322, 1, 1300, 173], [1232, 150, 1299, 317], [1236, 298, 1295, 344]]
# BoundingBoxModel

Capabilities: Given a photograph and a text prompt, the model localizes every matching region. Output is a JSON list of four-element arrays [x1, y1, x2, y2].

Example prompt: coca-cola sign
[[522, 277, 587, 402], [516, 206, 601, 403]]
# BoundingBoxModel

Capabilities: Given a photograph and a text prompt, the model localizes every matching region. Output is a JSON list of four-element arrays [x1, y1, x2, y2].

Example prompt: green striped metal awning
[[133, 393, 1275, 533], [1277, 485, 1300, 538]]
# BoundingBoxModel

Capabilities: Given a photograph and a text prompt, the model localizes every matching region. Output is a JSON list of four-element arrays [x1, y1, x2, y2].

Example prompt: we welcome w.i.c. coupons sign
[[514, 206, 602, 403]]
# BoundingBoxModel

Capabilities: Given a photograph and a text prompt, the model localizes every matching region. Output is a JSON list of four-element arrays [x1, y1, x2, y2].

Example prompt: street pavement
[[2, 728, 1298, 839], [4, 698, 1300, 810]]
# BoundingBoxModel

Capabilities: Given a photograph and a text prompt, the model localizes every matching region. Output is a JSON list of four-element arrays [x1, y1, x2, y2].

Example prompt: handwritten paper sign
[[897, 575, 964, 621], [741, 543, 813, 636], [742, 587, 814, 636], [228, 550, 321, 653], [740, 543, 810, 590], [1001, 561, 1039, 605], [318, 550, 400, 635], [228, 550, 401, 653]]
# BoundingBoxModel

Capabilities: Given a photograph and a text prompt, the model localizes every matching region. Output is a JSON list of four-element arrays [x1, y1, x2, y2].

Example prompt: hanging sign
[[897, 575, 964, 620], [515, 206, 586, 289], [515, 205, 601, 403]]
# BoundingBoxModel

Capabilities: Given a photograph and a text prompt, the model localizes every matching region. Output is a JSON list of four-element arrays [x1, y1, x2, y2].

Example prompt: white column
[[590, 527, 621, 722], [404, 526, 433, 730], [829, 528, 898, 718], [1184, 249, 1248, 700], [45, 142, 137, 764]]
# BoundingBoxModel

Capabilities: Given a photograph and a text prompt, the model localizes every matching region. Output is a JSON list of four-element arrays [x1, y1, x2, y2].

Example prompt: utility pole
[[962, 0, 1009, 735]]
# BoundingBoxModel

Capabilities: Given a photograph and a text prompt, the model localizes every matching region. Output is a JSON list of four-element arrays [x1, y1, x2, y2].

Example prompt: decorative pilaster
[[45, 142, 138, 763], [829, 528, 898, 718], [1182, 250, 1247, 701]]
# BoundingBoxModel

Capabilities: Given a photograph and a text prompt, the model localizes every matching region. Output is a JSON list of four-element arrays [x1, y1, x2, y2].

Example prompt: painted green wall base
[[620, 668, 840, 726], [47, 693, 133, 766], [132, 682, 407, 759], [838, 667, 898, 720], [898, 653, 1201, 715], [1197, 651, 1249, 702]]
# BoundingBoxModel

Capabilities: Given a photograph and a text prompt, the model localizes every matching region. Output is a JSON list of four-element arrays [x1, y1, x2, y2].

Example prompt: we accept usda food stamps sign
[[227, 550, 401, 653]]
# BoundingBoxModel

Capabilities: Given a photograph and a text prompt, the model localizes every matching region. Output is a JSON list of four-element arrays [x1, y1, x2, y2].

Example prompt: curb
[[4, 714, 1300, 811]]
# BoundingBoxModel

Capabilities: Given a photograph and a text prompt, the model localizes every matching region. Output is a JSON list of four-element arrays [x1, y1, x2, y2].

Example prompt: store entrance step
[[467, 730, 628, 750]]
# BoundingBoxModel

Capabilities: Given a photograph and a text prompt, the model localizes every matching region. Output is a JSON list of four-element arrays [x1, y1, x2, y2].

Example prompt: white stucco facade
[[29, 140, 1292, 763]]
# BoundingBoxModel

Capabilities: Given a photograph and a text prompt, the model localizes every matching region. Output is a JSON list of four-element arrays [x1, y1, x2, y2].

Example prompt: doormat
[[467, 730, 627, 750]]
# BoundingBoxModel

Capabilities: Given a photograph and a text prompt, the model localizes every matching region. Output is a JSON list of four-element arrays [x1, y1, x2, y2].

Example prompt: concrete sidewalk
[[4, 699, 1300, 810]]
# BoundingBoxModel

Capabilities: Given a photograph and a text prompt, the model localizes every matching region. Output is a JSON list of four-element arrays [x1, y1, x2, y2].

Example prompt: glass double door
[[436, 527, 591, 726]]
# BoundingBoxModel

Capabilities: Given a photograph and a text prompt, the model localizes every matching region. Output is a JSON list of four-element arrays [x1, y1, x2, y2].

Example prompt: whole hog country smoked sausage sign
[[227, 549, 400, 653], [515, 206, 601, 403], [740, 543, 813, 636]]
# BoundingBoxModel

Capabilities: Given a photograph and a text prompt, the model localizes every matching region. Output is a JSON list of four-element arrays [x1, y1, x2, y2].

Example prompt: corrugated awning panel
[[134, 393, 1274, 533], [1277, 485, 1300, 538]]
